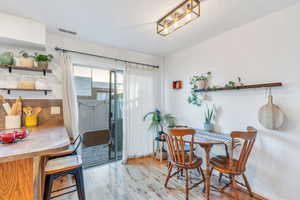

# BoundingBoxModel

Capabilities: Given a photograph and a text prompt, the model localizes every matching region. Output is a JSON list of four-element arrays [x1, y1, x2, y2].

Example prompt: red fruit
[[1, 132, 16, 143]]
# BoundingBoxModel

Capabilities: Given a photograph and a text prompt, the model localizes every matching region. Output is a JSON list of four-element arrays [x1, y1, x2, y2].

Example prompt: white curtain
[[60, 53, 79, 140], [123, 64, 158, 163]]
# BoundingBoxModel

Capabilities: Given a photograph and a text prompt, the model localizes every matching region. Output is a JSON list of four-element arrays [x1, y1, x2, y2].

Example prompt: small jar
[[18, 75, 35, 89], [5, 74, 19, 89], [35, 77, 48, 90]]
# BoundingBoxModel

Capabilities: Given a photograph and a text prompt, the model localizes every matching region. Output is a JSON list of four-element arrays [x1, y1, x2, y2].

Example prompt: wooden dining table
[[184, 129, 234, 200]]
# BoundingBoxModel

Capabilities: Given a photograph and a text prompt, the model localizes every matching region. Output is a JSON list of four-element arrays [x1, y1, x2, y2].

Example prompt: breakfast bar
[[0, 120, 70, 200]]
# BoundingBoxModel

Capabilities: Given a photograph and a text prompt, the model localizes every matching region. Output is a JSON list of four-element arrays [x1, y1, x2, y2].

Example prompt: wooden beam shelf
[[0, 64, 52, 76], [0, 88, 52, 95], [195, 82, 282, 92]]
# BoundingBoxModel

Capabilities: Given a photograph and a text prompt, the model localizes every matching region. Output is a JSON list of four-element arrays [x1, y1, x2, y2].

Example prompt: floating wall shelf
[[0, 64, 52, 76], [195, 82, 282, 92], [0, 88, 52, 95]]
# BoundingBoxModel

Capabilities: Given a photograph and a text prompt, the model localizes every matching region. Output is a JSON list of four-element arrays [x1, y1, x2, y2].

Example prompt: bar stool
[[43, 155, 86, 200]]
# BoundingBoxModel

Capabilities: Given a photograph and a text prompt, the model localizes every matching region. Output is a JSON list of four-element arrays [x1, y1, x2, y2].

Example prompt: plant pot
[[19, 57, 34, 68], [197, 80, 207, 90], [204, 122, 214, 132], [37, 61, 49, 69], [0, 52, 14, 65]]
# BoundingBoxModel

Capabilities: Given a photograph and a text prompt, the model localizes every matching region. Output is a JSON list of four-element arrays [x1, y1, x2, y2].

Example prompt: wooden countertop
[[0, 120, 70, 163]]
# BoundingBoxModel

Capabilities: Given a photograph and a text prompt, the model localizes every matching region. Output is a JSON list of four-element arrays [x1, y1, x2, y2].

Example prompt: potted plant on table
[[19, 51, 34, 68], [204, 106, 214, 132], [34, 53, 54, 69]]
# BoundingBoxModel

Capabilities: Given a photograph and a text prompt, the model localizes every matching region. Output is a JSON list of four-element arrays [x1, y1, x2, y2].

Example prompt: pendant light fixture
[[157, 0, 200, 36]]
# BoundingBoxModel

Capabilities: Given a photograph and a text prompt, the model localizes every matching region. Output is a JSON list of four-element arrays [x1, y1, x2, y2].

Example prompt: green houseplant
[[204, 106, 214, 131], [19, 50, 34, 68], [34, 53, 53, 69], [143, 109, 176, 137], [190, 72, 212, 90]]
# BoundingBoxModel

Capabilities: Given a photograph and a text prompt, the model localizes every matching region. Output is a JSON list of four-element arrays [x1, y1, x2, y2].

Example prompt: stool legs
[[43, 167, 85, 200], [44, 175, 55, 200], [74, 167, 86, 200]]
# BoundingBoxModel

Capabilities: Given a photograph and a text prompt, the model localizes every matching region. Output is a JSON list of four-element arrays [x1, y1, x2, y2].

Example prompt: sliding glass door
[[109, 70, 123, 161], [73, 65, 123, 168]]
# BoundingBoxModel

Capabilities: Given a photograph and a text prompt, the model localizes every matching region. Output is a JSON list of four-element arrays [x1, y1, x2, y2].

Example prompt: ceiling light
[[157, 0, 200, 36]]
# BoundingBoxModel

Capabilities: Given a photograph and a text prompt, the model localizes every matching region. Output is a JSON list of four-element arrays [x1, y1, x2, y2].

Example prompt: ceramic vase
[[197, 80, 206, 90], [0, 52, 14, 65], [204, 122, 214, 132]]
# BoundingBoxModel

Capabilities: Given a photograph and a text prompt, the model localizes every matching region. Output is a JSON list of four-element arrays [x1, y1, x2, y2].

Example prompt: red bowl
[[1, 132, 16, 143]]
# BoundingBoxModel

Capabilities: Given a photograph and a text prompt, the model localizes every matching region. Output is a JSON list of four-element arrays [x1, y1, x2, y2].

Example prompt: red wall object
[[172, 81, 182, 89]]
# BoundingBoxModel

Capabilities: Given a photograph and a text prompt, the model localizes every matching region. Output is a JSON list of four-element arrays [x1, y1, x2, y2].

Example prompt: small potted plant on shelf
[[34, 53, 53, 69], [0, 52, 14, 65], [204, 106, 214, 132], [19, 50, 34, 68], [190, 72, 212, 90]]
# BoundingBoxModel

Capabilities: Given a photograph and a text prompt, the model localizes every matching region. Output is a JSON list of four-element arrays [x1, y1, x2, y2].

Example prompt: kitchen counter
[[0, 120, 70, 163], [0, 120, 70, 200]]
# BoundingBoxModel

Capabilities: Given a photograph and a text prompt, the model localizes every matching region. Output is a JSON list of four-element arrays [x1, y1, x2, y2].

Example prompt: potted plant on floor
[[204, 106, 214, 131], [143, 109, 176, 160], [34, 53, 54, 69], [19, 51, 34, 68], [143, 109, 176, 138]]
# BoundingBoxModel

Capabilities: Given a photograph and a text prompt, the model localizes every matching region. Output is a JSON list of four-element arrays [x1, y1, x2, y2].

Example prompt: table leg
[[201, 144, 213, 200]]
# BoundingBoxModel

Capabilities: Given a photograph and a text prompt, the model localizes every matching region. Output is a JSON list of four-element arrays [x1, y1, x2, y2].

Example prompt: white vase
[[197, 80, 206, 90]]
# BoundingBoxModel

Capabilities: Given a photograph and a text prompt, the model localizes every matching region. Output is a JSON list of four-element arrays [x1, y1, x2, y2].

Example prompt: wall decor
[[172, 80, 182, 89], [258, 90, 285, 130]]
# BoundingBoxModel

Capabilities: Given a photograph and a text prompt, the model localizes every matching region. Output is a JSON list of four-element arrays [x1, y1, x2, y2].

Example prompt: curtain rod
[[54, 47, 159, 69]]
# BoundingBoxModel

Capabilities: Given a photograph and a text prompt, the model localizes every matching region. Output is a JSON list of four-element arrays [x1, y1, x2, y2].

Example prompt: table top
[[0, 120, 70, 163], [184, 129, 232, 145]]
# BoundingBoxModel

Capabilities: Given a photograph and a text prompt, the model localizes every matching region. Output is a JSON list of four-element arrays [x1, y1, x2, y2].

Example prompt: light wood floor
[[52, 157, 266, 200]]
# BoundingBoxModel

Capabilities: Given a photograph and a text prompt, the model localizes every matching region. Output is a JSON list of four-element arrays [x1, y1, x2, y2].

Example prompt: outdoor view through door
[[73, 65, 123, 168]]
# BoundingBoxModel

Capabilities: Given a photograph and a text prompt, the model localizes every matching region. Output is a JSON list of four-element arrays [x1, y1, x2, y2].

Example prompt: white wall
[[0, 31, 163, 99], [0, 12, 45, 48], [164, 3, 300, 200]]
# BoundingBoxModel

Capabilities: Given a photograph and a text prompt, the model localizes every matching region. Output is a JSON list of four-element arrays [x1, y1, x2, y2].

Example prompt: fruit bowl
[[0, 129, 30, 144]]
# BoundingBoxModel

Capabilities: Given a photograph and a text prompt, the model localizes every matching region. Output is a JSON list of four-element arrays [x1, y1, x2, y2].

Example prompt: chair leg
[[242, 173, 254, 197], [185, 169, 189, 200], [43, 175, 55, 200], [198, 167, 206, 193], [231, 175, 239, 200], [164, 164, 173, 187], [218, 172, 223, 183], [74, 167, 86, 200]]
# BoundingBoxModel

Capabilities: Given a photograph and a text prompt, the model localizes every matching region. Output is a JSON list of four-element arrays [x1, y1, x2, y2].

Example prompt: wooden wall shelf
[[0, 88, 52, 95], [0, 64, 52, 76], [195, 82, 282, 92]]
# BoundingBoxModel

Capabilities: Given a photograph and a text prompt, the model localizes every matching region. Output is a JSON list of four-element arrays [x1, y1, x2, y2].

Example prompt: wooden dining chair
[[164, 128, 205, 200], [210, 127, 257, 199]]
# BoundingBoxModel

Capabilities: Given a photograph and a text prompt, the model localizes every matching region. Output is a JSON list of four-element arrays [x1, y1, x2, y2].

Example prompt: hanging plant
[[188, 72, 212, 107]]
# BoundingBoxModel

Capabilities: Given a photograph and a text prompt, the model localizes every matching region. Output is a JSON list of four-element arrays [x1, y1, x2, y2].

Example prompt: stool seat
[[47, 144, 75, 157], [45, 155, 82, 175]]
